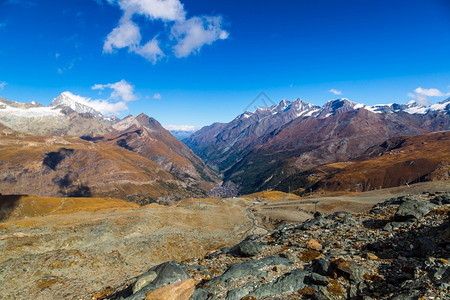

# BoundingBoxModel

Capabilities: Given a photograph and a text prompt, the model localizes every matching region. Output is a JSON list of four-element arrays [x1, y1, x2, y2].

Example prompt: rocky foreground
[[96, 193, 450, 300]]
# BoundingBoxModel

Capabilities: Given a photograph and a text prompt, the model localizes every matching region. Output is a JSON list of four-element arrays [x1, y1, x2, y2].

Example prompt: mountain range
[[0, 93, 218, 202], [0, 92, 449, 198], [0, 94, 114, 136], [185, 97, 450, 194]]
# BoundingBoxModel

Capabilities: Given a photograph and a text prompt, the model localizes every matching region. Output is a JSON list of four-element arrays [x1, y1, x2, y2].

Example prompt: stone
[[307, 238, 323, 251], [348, 284, 358, 298], [248, 269, 308, 297], [144, 279, 194, 300], [340, 215, 357, 225], [326, 211, 350, 220], [127, 261, 190, 300], [363, 253, 379, 260], [225, 283, 255, 300], [414, 237, 438, 257], [133, 271, 157, 294], [312, 259, 331, 276], [208, 256, 291, 288], [335, 261, 368, 283], [394, 200, 432, 221], [383, 222, 403, 231], [237, 240, 262, 257], [280, 252, 300, 263], [436, 221, 450, 241], [298, 216, 327, 230], [189, 288, 209, 300], [310, 272, 329, 286], [430, 194, 450, 205], [369, 208, 383, 214], [312, 289, 336, 300]]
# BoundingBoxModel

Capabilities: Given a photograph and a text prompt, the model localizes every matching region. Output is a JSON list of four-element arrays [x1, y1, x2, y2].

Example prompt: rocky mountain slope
[[85, 113, 219, 193], [275, 131, 450, 195], [184, 98, 320, 171], [0, 95, 218, 198], [95, 191, 450, 300], [0, 132, 195, 202], [186, 97, 450, 194]]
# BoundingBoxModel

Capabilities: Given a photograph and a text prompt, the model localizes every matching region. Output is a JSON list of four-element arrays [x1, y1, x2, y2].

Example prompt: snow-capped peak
[[429, 98, 450, 112], [407, 100, 418, 106], [276, 99, 291, 111], [50, 91, 103, 117], [314, 98, 361, 118], [401, 100, 427, 114]]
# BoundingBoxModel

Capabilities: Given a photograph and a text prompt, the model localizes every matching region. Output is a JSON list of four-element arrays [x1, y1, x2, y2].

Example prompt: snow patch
[[404, 106, 428, 114], [0, 105, 62, 118], [429, 100, 450, 111]]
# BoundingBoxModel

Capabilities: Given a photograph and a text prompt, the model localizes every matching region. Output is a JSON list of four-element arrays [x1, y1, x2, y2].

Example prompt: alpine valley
[[0, 93, 219, 203], [185, 97, 450, 195], [1, 92, 450, 300], [1, 93, 449, 200]]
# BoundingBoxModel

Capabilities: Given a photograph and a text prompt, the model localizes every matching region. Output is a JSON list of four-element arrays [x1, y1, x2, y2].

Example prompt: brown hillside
[[0, 134, 190, 202], [226, 108, 450, 194], [305, 131, 450, 193], [100, 114, 218, 191]]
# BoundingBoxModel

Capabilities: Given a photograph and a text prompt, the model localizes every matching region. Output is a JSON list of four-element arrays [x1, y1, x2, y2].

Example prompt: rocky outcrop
[[100, 193, 450, 299]]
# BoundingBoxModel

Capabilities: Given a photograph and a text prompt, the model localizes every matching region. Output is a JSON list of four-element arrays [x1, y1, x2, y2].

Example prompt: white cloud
[[171, 16, 229, 58], [0, 22, 6, 29], [118, 0, 185, 22], [329, 89, 342, 95], [165, 124, 199, 131], [152, 93, 162, 99], [415, 94, 431, 105], [408, 87, 450, 105], [414, 87, 445, 97], [0, 81, 7, 91], [103, 0, 228, 62], [89, 100, 128, 115], [134, 38, 164, 64], [62, 91, 129, 115], [103, 20, 141, 53], [92, 79, 137, 102], [55, 80, 139, 116]]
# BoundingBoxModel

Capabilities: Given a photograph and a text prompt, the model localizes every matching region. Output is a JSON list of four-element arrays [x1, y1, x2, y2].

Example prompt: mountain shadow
[[54, 174, 92, 197], [43, 148, 74, 171], [0, 195, 22, 222]]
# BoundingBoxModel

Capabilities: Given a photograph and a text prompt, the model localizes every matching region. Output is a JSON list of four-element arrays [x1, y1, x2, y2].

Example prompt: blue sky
[[0, 0, 449, 128]]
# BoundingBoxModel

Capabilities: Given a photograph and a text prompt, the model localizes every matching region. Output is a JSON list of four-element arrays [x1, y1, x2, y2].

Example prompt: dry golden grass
[[0, 195, 139, 223], [0, 194, 254, 299], [0, 134, 180, 199], [317, 131, 450, 192], [242, 190, 300, 201]]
